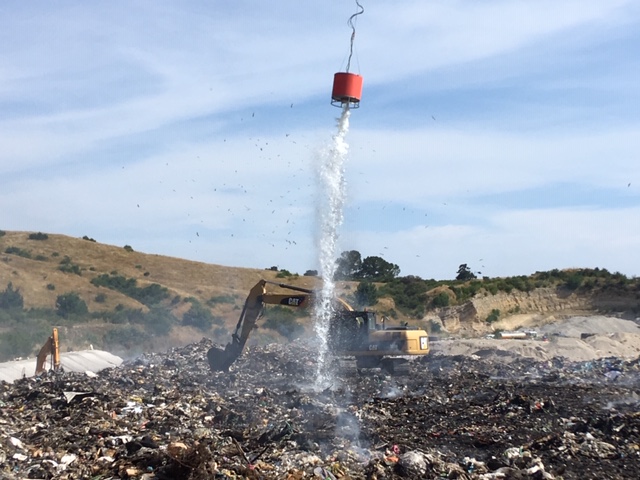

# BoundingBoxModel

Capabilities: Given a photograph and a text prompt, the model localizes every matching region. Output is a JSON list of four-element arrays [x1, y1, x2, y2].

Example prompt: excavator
[[35, 328, 60, 375], [207, 280, 429, 373]]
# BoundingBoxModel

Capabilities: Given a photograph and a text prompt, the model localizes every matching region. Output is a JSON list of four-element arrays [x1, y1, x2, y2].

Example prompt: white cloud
[[346, 126, 640, 205], [345, 206, 640, 280], [0, 1, 639, 279]]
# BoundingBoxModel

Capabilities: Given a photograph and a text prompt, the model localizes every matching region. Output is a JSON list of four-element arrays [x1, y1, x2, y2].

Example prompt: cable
[[345, 0, 364, 73]]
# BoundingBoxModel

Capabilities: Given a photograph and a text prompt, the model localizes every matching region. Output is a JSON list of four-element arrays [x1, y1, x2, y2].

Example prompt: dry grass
[[0, 230, 340, 351], [0, 230, 397, 354], [0, 230, 320, 311]]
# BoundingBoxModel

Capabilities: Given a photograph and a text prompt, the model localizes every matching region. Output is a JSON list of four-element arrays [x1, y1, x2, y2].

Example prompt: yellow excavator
[[35, 328, 60, 375], [207, 280, 429, 373]]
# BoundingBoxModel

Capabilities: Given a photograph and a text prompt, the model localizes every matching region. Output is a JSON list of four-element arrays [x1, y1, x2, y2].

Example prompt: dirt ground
[[435, 316, 640, 362]]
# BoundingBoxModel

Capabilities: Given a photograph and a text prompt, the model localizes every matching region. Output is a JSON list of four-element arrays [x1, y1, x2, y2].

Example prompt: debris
[[0, 339, 639, 478]]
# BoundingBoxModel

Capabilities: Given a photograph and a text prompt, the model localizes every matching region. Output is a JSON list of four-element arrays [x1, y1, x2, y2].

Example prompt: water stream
[[314, 105, 351, 387]]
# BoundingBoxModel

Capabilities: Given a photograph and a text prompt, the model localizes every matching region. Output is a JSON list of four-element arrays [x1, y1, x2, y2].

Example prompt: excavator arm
[[207, 280, 308, 371], [35, 328, 60, 375], [207, 280, 353, 371]]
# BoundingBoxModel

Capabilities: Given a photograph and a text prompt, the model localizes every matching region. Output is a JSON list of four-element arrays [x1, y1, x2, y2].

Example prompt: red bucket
[[331, 72, 363, 108]]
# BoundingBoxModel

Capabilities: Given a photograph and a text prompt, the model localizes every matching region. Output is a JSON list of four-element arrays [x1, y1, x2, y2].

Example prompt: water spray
[[315, 1, 364, 388]]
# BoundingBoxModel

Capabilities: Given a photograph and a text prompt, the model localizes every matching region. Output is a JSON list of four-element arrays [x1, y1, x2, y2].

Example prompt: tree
[[380, 276, 429, 317], [0, 283, 24, 310], [432, 292, 450, 308], [28, 232, 48, 240], [355, 281, 379, 308], [56, 292, 88, 319], [335, 250, 363, 280], [359, 256, 400, 282], [456, 264, 477, 281]]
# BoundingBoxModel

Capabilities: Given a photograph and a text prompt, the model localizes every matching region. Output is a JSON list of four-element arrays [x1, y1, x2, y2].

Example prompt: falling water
[[314, 105, 351, 387]]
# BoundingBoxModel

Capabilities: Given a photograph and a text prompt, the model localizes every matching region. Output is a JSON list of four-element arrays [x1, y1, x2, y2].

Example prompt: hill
[[0, 230, 324, 360], [1, 229, 639, 362]]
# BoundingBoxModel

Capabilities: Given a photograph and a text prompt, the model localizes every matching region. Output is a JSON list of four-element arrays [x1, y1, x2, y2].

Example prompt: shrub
[[355, 281, 379, 307], [486, 309, 500, 323], [496, 281, 513, 294], [262, 306, 304, 340], [304, 270, 318, 276], [104, 325, 148, 349], [58, 263, 82, 275], [90, 273, 168, 306], [51, 252, 59, 257], [82, 235, 96, 242], [35, 255, 48, 262], [102, 305, 176, 336], [123, 245, 134, 252], [136, 283, 169, 305], [276, 269, 292, 278], [0, 329, 36, 360], [46, 284, 55, 291], [427, 319, 442, 334], [28, 232, 48, 240], [207, 294, 236, 306], [380, 276, 429, 316], [0, 230, 5, 237], [4, 246, 31, 259], [212, 326, 228, 338], [0, 282, 24, 310], [95, 293, 107, 303], [55, 292, 89, 319], [565, 274, 583, 290], [432, 292, 450, 308], [58, 256, 82, 274], [182, 300, 214, 332], [144, 306, 175, 335]]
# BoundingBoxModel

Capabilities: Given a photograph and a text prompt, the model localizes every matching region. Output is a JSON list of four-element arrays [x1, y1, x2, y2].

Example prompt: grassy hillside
[[2, 229, 639, 362], [0, 230, 326, 360]]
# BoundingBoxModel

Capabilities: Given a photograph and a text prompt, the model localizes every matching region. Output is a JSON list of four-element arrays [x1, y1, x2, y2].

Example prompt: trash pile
[[1, 340, 639, 479]]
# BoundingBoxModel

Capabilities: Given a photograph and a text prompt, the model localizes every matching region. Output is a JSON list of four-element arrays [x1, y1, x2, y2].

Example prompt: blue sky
[[1, 0, 639, 280]]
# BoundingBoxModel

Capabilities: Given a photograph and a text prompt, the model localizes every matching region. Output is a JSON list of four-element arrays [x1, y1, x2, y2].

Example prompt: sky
[[1, 0, 639, 281]]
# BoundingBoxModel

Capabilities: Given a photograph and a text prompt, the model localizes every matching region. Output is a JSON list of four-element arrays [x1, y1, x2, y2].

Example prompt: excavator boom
[[35, 328, 60, 375], [207, 280, 318, 371]]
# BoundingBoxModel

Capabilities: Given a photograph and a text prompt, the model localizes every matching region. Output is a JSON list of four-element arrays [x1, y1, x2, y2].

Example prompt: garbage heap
[[1, 339, 639, 479]]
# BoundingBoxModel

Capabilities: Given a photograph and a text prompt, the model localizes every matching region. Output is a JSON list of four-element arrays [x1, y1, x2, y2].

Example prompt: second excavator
[[207, 280, 429, 373]]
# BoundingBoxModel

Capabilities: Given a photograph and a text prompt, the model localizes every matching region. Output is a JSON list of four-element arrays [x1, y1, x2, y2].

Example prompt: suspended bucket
[[331, 72, 363, 108]]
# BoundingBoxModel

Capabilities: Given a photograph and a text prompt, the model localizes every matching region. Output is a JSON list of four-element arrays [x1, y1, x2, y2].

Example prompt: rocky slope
[[424, 287, 639, 335]]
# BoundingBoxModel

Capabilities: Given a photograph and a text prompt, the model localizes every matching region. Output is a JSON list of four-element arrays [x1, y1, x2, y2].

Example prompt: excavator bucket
[[207, 344, 241, 372]]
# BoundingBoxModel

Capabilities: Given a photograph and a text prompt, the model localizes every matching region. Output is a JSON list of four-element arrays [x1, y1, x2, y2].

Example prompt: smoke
[[314, 105, 351, 389]]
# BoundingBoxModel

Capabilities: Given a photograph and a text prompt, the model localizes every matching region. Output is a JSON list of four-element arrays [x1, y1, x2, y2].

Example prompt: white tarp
[[0, 350, 123, 383]]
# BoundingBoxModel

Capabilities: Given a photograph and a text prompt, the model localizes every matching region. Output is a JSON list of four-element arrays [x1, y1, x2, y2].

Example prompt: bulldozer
[[207, 280, 429, 373]]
